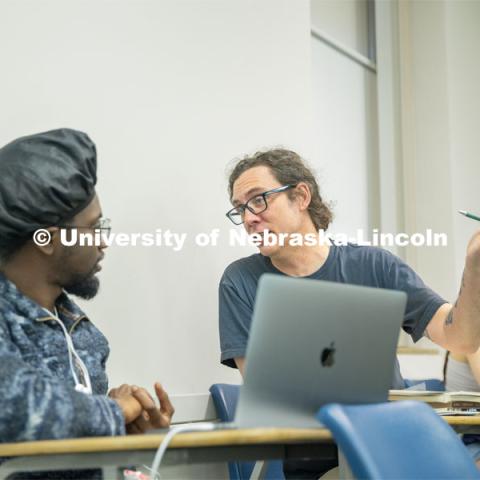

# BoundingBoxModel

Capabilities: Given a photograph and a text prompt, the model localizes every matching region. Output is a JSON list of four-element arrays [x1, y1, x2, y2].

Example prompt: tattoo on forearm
[[445, 308, 454, 327]]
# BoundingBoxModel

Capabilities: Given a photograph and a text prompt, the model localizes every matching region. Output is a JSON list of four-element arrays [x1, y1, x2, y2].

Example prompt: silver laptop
[[234, 274, 406, 428]]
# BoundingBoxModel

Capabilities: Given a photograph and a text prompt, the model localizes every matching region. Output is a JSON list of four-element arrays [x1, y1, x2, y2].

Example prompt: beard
[[64, 271, 100, 299], [57, 244, 102, 300]]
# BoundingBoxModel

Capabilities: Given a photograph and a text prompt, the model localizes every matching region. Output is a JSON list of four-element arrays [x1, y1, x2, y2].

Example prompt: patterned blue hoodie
[[0, 273, 125, 442]]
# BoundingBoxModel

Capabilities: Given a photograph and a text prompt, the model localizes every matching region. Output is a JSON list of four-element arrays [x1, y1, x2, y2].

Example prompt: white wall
[[378, 0, 480, 379], [310, 38, 378, 237], [395, 0, 480, 300], [311, 0, 370, 58], [310, 0, 378, 238], [446, 0, 480, 291], [0, 0, 313, 399]]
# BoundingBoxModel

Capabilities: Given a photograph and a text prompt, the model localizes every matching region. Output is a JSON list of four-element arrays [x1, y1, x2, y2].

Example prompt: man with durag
[[0, 129, 174, 454]]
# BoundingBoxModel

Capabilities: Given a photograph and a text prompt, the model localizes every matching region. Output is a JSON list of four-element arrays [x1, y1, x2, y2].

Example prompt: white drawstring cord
[[43, 307, 92, 395]]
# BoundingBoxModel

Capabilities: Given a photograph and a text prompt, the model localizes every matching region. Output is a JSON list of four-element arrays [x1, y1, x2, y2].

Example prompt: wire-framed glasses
[[57, 217, 112, 236]]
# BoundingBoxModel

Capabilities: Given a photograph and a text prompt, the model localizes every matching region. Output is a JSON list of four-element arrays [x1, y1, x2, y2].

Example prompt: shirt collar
[[0, 272, 88, 328]]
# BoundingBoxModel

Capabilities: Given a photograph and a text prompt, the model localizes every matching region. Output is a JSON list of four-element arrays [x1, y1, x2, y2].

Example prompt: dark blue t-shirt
[[218, 243, 447, 389]]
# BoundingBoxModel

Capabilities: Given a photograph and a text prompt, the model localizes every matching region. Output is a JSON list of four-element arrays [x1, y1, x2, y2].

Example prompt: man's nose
[[243, 208, 261, 227], [99, 232, 109, 250]]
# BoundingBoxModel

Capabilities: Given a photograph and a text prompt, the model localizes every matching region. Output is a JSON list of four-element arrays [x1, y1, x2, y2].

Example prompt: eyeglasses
[[57, 217, 112, 236], [226, 185, 296, 225]]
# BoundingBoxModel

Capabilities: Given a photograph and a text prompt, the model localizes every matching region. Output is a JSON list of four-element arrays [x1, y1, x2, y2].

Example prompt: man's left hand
[[109, 382, 174, 434]]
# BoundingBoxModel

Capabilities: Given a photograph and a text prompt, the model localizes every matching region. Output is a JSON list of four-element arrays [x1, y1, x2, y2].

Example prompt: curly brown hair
[[228, 149, 333, 230]]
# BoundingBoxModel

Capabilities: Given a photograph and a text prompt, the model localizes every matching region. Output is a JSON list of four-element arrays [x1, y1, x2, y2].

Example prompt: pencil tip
[[458, 210, 467, 215]]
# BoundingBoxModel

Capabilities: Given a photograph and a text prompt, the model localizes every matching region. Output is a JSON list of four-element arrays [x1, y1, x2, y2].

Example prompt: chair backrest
[[210, 383, 240, 422], [318, 400, 479, 479], [209, 383, 285, 480]]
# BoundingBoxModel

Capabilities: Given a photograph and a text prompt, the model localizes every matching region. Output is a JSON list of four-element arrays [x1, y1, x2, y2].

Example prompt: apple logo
[[320, 342, 336, 367]]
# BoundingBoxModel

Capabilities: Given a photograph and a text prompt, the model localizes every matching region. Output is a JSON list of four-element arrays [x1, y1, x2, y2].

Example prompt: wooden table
[[0, 428, 336, 479], [0, 418, 478, 479], [442, 415, 480, 434]]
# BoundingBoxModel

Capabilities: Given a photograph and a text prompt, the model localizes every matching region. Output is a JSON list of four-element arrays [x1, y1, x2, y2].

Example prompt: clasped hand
[[109, 382, 174, 434]]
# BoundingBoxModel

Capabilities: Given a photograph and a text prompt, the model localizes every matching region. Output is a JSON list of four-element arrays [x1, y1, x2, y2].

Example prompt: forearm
[[444, 263, 480, 353], [235, 357, 246, 377], [0, 354, 125, 441]]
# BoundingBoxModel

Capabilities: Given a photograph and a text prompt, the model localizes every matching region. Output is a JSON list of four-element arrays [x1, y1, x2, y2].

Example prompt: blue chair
[[317, 400, 479, 479], [209, 383, 285, 480], [404, 378, 445, 391]]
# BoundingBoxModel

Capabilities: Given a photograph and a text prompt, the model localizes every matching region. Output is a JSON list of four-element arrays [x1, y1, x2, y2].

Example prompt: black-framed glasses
[[57, 217, 112, 236], [226, 185, 296, 225]]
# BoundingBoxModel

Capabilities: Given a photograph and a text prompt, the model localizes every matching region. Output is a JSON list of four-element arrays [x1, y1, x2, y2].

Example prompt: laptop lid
[[235, 274, 407, 428]]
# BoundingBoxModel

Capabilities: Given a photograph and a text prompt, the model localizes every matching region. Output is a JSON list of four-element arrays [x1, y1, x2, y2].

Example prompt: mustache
[[86, 254, 104, 277]]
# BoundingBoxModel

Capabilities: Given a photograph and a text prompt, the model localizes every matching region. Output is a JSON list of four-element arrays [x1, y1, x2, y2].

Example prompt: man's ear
[[32, 227, 60, 256], [295, 182, 312, 211]]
